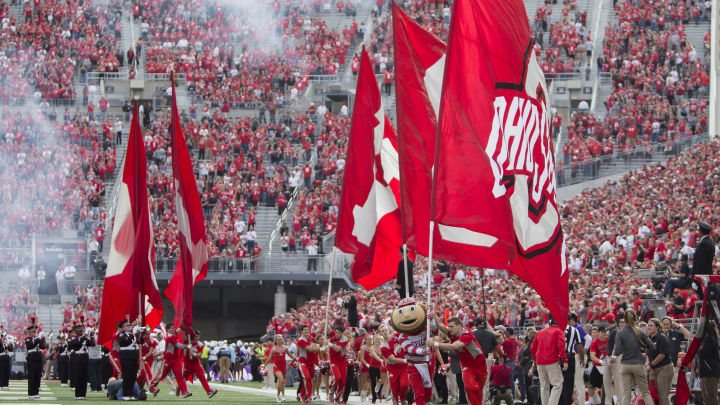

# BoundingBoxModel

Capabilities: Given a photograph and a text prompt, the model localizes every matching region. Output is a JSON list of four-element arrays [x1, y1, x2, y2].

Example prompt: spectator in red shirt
[[489, 355, 514, 405]]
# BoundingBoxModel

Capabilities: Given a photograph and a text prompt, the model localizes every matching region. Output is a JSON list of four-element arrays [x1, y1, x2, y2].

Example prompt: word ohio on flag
[[432, 0, 568, 327]]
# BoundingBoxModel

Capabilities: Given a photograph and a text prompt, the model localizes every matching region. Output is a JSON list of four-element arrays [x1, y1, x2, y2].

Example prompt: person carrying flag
[[431, 317, 488, 405], [295, 325, 322, 404], [149, 325, 192, 398], [183, 330, 217, 398]]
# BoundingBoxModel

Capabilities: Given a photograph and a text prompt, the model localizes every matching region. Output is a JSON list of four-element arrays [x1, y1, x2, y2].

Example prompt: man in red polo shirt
[[149, 326, 191, 398], [530, 317, 568, 405], [432, 317, 488, 405]]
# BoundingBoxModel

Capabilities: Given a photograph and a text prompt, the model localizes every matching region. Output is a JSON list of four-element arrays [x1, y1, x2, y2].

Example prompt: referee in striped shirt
[[561, 313, 585, 405]]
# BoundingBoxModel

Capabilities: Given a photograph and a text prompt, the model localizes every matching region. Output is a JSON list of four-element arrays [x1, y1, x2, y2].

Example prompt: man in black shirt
[[672, 289, 686, 317], [55, 334, 70, 386], [116, 320, 140, 400], [661, 317, 691, 366], [68, 322, 94, 400], [663, 254, 690, 296], [472, 318, 498, 401], [692, 222, 715, 277], [647, 318, 673, 405], [0, 330, 13, 390], [25, 323, 46, 399]]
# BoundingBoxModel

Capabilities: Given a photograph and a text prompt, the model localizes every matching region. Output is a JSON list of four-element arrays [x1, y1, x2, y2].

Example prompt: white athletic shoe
[[281, 394, 286, 402], [276, 395, 282, 403]]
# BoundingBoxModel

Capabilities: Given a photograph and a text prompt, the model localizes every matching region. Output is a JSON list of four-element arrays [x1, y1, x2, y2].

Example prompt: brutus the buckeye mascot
[[389, 298, 437, 405]]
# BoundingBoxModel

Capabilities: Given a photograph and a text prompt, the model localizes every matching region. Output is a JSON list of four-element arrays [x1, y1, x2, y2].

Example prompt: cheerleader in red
[[357, 336, 373, 401], [378, 325, 409, 405], [313, 335, 329, 401], [263, 335, 296, 403]]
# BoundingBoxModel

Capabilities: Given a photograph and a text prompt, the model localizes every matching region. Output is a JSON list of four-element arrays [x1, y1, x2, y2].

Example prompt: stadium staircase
[[524, 0, 543, 22], [36, 303, 65, 334], [8, 5, 22, 21], [686, 23, 710, 55]]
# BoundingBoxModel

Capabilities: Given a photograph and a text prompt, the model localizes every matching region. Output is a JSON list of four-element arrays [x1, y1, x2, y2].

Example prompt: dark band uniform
[[56, 339, 70, 385], [0, 336, 13, 388], [68, 327, 95, 399], [117, 323, 140, 399], [25, 328, 46, 397]]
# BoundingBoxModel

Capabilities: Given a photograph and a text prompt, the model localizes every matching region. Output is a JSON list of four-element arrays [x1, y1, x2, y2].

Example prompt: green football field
[[0, 380, 281, 405]]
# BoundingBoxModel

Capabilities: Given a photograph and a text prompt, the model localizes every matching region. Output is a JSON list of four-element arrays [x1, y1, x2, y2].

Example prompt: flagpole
[[402, 244, 410, 299], [323, 248, 337, 340], [426, 221, 434, 339], [480, 269, 487, 320]]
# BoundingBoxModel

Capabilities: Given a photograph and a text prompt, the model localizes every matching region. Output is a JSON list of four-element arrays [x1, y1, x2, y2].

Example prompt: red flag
[[335, 47, 403, 290], [98, 103, 163, 348], [164, 72, 209, 332], [392, 2, 446, 256], [431, 0, 568, 327], [673, 275, 720, 405]]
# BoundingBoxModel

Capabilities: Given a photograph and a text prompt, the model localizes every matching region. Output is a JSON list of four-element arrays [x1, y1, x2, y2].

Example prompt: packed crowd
[[136, 0, 357, 110], [141, 106, 338, 260], [0, 288, 39, 346], [270, 140, 720, 334], [0, 110, 116, 247], [562, 0, 711, 166], [0, 0, 124, 105]]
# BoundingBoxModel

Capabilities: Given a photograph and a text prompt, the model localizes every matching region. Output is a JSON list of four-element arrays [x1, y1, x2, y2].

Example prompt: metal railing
[[154, 251, 336, 274], [546, 71, 583, 81], [145, 73, 186, 83], [556, 133, 709, 187], [306, 74, 340, 82], [86, 70, 129, 83], [598, 71, 612, 86]]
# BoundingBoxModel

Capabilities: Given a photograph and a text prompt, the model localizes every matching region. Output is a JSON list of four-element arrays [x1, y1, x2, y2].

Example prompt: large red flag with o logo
[[432, 0, 568, 327], [164, 72, 209, 332], [335, 47, 403, 290], [392, 2, 446, 257], [98, 103, 163, 348]]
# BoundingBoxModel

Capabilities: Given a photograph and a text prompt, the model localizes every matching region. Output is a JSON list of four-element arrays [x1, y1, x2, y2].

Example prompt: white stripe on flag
[[438, 224, 498, 247]]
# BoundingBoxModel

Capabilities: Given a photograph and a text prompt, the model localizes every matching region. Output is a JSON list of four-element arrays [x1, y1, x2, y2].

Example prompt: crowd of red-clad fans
[[268, 141, 719, 337], [0, 288, 39, 347], [135, 0, 359, 110], [560, 0, 710, 175], [0, 109, 117, 248], [0, 283, 101, 346], [0, 0, 124, 105], [142, 104, 341, 263]]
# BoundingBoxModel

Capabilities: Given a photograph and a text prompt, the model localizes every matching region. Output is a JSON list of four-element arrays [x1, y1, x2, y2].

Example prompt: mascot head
[[389, 297, 427, 335]]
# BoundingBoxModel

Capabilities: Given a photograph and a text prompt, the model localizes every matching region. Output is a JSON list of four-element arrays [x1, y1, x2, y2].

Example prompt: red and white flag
[[432, 0, 568, 326], [335, 47, 403, 290], [98, 103, 163, 348], [392, 2, 446, 257], [164, 72, 209, 332]]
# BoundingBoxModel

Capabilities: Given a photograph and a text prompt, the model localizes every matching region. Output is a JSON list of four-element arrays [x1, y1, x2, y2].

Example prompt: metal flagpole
[[402, 244, 410, 299], [481, 269, 487, 319], [323, 249, 337, 340], [426, 222, 434, 339]]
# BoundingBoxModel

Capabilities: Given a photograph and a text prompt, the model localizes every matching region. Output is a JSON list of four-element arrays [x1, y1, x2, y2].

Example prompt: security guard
[[25, 323, 46, 399], [693, 222, 715, 276], [56, 333, 70, 386], [0, 330, 13, 390], [117, 320, 140, 399], [68, 322, 94, 400]]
